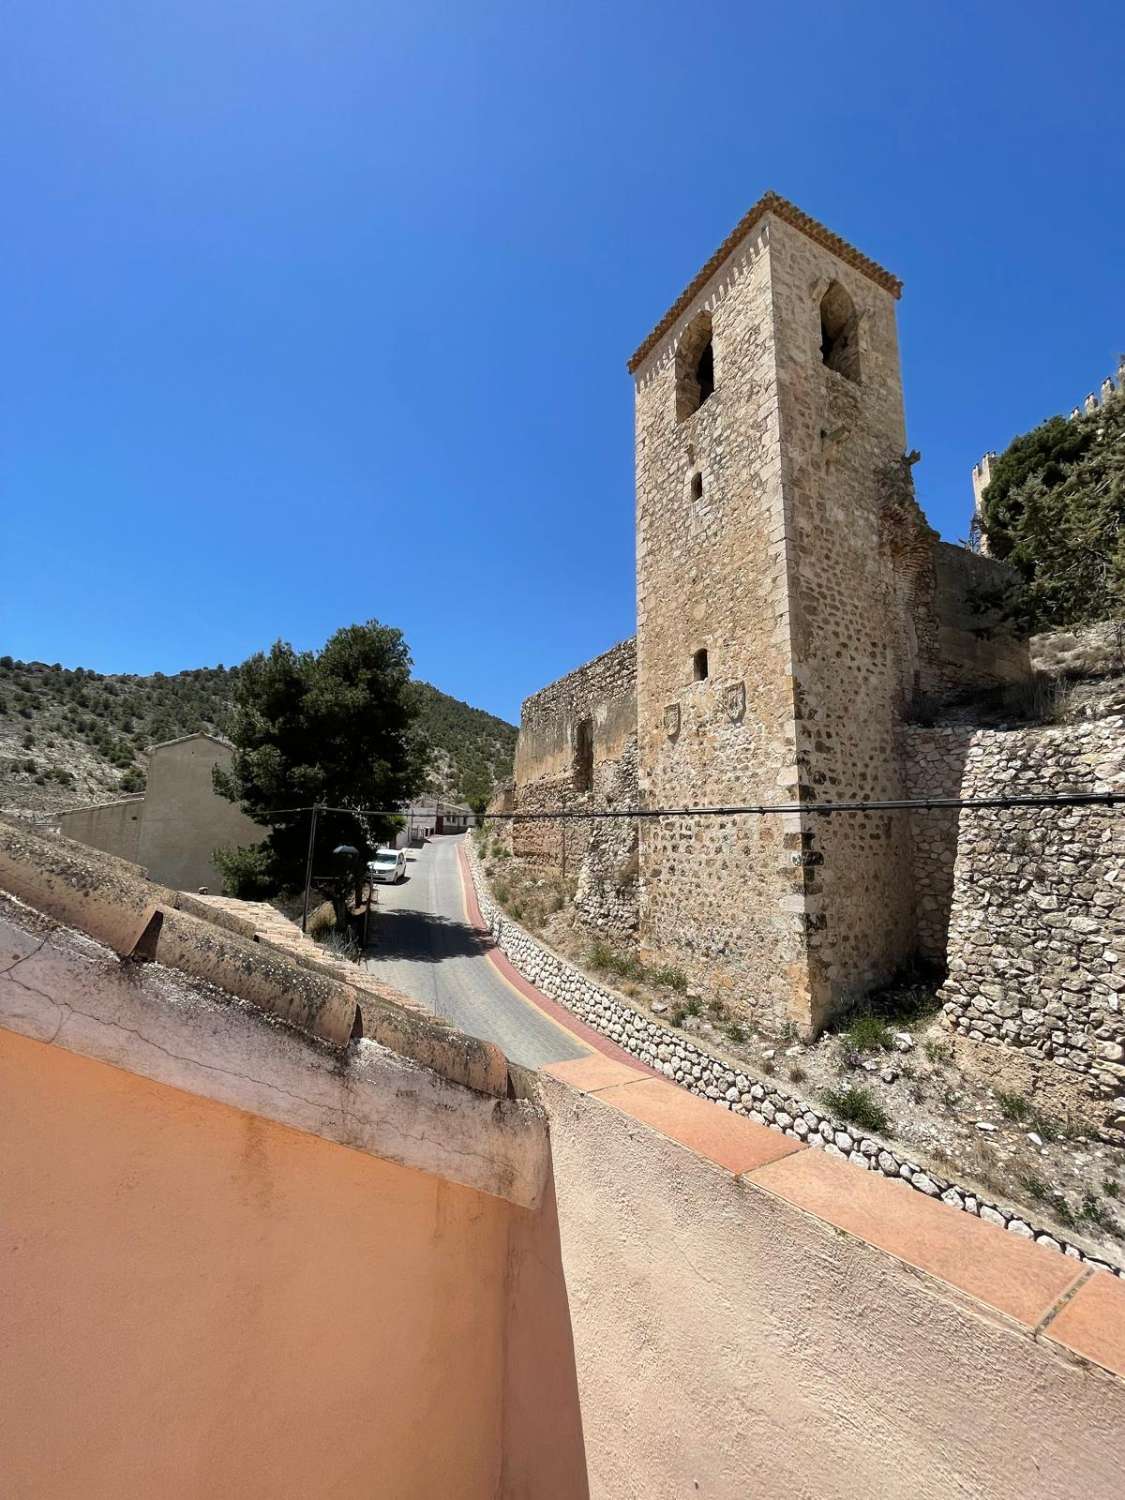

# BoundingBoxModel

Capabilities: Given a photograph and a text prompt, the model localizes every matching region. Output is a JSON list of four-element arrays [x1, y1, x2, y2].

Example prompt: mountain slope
[[0, 656, 516, 814]]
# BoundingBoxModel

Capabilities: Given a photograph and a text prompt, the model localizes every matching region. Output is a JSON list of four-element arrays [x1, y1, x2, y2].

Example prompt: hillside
[[0, 656, 517, 816]]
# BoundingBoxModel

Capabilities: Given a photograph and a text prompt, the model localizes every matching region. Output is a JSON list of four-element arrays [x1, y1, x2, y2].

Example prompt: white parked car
[[368, 847, 407, 885]]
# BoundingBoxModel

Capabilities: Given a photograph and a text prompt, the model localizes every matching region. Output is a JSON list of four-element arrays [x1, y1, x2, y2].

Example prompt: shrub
[[820, 1084, 891, 1135], [1078, 1192, 1121, 1235], [845, 1015, 893, 1052], [996, 1088, 1031, 1123], [924, 1038, 953, 1065], [727, 1023, 746, 1044], [212, 843, 277, 900], [588, 941, 644, 983], [588, 940, 613, 971], [1016, 1169, 1051, 1203], [315, 927, 361, 962], [651, 964, 688, 993], [306, 900, 337, 938]]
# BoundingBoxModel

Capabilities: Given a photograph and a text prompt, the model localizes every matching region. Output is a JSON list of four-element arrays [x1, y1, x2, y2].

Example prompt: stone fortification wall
[[906, 718, 1125, 1141], [510, 637, 638, 937], [464, 836, 1123, 1272], [927, 541, 1030, 692]]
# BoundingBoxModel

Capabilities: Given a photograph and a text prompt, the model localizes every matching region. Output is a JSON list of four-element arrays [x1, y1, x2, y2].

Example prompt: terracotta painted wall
[[541, 1073, 1125, 1500], [0, 1029, 586, 1500]]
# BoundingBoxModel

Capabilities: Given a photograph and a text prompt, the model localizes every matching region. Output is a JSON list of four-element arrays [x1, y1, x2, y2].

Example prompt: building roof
[[627, 191, 903, 374], [148, 731, 233, 753]]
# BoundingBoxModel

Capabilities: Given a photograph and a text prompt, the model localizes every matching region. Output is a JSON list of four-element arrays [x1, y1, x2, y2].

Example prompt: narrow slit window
[[690, 471, 703, 500], [693, 649, 709, 682], [574, 717, 593, 792]]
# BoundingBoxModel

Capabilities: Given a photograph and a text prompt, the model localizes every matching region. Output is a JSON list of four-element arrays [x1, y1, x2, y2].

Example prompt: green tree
[[982, 399, 1125, 631], [214, 621, 430, 894]]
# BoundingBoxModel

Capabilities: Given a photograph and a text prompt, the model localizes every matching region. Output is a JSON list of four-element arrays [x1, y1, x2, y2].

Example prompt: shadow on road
[[364, 904, 489, 966]]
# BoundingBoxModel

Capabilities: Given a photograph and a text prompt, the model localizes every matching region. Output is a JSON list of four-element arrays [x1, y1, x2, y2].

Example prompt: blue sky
[[2, 1, 1121, 723]]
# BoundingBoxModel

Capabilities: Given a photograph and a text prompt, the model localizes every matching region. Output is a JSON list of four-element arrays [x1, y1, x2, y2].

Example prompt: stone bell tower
[[630, 192, 918, 1035]]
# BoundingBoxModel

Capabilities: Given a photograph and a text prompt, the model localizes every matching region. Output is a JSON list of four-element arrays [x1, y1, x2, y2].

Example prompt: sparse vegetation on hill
[[0, 652, 516, 815]]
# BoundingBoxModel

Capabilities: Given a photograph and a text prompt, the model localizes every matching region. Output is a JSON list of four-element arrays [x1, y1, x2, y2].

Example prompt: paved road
[[361, 834, 588, 1070]]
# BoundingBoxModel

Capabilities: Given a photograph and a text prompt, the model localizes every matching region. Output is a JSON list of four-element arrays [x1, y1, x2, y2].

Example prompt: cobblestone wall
[[463, 836, 1122, 1275], [906, 719, 1125, 1140]]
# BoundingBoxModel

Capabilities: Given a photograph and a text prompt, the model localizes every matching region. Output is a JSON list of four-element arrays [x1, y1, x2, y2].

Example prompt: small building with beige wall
[[57, 732, 263, 892]]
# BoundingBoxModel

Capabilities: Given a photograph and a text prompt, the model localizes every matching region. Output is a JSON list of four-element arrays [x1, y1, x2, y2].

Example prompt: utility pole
[[301, 805, 321, 933]]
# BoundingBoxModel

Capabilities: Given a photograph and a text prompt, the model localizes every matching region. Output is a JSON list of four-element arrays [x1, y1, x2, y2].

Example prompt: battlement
[[1071, 355, 1124, 417], [971, 353, 1123, 548]]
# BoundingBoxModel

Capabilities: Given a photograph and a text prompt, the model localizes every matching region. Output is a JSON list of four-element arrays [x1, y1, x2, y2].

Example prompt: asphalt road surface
[[361, 834, 588, 1070]]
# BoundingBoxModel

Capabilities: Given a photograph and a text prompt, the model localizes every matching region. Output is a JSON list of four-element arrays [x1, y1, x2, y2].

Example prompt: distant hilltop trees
[[974, 362, 1124, 632], [0, 649, 517, 815]]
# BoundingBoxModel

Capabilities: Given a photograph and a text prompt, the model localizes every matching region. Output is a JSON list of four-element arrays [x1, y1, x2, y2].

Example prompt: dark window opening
[[675, 312, 716, 422], [695, 341, 714, 405], [819, 282, 861, 384], [574, 717, 593, 793], [690, 471, 703, 500], [693, 649, 709, 682]]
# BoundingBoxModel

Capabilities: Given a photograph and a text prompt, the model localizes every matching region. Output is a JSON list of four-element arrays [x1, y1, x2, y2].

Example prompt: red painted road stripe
[[456, 842, 659, 1075]]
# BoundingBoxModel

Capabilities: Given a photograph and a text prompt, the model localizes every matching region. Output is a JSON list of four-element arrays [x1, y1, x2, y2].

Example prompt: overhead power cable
[[265, 791, 1125, 821]]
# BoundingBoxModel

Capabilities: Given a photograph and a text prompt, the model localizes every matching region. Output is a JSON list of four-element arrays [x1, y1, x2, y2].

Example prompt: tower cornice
[[627, 191, 903, 374]]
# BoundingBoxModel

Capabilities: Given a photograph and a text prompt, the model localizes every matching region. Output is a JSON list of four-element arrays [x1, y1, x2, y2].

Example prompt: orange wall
[[1, 1029, 521, 1500]]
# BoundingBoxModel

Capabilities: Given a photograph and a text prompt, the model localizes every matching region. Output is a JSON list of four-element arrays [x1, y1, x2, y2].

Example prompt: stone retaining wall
[[464, 836, 1123, 1275], [906, 718, 1125, 1142]]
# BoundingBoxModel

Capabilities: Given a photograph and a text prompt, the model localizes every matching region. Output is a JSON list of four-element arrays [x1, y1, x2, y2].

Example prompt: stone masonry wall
[[906, 719, 1125, 1141], [766, 215, 919, 1028], [632, 220, 803, 1028], [463, 835, 1123, 1275], [510, 638, 638, 939], [928, 542, 1030, 694]]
